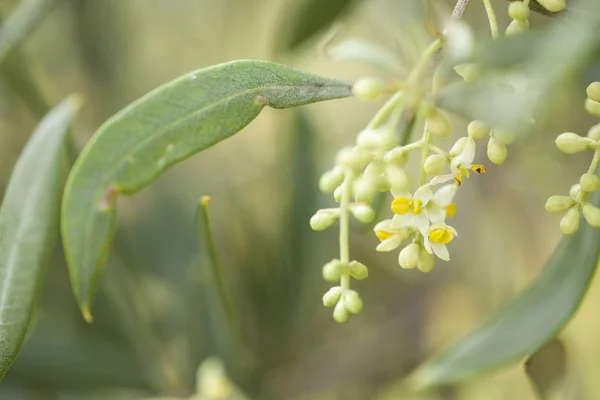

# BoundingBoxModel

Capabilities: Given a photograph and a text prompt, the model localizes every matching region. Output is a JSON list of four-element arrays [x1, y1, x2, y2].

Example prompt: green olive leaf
[[61, 60, 352, 321], [0, 0, 61, 64], [0, 95, 81, 380], [407, 191, 600, 388]]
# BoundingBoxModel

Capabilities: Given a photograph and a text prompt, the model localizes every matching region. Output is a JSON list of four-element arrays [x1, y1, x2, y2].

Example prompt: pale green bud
[[336, 147, 371, 170], [560, 207, 580, 235], [357, 128, 395, 150], [334, 184, 344, 203], [354, 177, 377, 204], [322, 259, 346, 282], [570, 184, 581, 199], [509, 1, 529, 21], [582, 203, 600, 228], [385, 165, 410, 192], [333, 300, 349, 323], [585, 98, 600, 117], [487, 137, 507, 164], [364, 161, 385, 178], [493, 128, 516, 145], [376, 175, 391, 192], [323, 286, 343, 307], [399, 243, 419, 269], [427, 111, 451, 138], [417, 248, 435, 273], [580, 173, 600, 193], [506, 19, 529, 36], [343, 290, 363, 314], [350, 204, 375, 223], [587, 123, 600, 141], [310, 210, 339, 231], [352, 77, 388, 101], [384, 148, 407, 165], [424, 154, 447, 175], [467, 120, 490, 140], [449, 137, 468, 157], [555, 132, 589, 154], [545, 195, 575, 213], [537, 0, 566, 12], [349, 260, 369, 280], [454, 63, 479, 83], [319, 167, 344, 193], [587, 82, 600, 103]]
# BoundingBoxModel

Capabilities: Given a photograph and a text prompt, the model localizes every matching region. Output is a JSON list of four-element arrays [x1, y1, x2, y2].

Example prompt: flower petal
[[374, 219, 394, 232], [423, 237, 433, 254], [414, 185, 433, 204], [413, 213, 430, 235], [431, 242, 450, 261], [454, 136, 476, 166], [430, 174, 454, 185], [425, 204, 445, 224], [376, 235, 403, 252], [392, 213, 413, 228], [434, 184, 457, 206]]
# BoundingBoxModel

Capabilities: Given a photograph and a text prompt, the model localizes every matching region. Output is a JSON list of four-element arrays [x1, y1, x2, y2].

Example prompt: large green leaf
[[0, 0, 61, 64], [407, 191, 600, 388], [61, 60, 352, 320], [0, 95, 80, 380]]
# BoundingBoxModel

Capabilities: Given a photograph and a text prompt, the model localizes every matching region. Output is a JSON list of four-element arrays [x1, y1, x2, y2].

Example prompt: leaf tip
[[66, 93, 85, 111], [81, 306, 94, 323]]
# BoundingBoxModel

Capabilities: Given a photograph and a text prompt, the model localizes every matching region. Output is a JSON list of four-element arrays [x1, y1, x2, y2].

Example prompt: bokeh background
[[1, 0, 599, 399]]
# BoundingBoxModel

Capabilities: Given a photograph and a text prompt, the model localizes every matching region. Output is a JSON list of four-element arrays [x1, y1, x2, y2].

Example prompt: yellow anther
[[392, 197, 411, 214], [445, 203, 457, 217], [454, 174, 463, 186], [429, 227, 455, 244], [472, 164, 486, 173], [376, 230, 394, 241], [413, 199, 423, 215], [458, 166, 470, 178]]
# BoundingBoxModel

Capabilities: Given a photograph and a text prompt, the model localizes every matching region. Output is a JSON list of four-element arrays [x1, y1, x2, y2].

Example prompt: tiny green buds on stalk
[[509, 1, 529, 21], [467, 120, 490, 140], [537, 0, 566, 12], [323, 286, 343, 306], [582, 204, 600, 227], [560, 208, 580, 235], [427, 111, 451, 138], [352, 77, 389, 101], [399, 243, 420, 269], [545, 196, 575, 213], [322, 259, 345, 282], [587, 124, 600, 141], [555, 133, 589, 154], [506, 19, 529, 36], [310, 209, 339, 230], [487, 137, 507, 164], [588, 82, 600, 103], [424, 154, 447, 175], [585, 98, 600, 117], [580, 173, 600, 193]]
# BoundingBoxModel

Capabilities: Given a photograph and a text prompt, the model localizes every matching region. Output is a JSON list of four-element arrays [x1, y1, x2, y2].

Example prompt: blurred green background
[[1, 0, 599, 399]]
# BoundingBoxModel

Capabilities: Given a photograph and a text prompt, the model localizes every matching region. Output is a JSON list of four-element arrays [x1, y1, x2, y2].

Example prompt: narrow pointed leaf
[[408, 191, 600, 388], [0, 0, 61, 64], [0, 95, 80, 380], [61, 60, 352, 320]]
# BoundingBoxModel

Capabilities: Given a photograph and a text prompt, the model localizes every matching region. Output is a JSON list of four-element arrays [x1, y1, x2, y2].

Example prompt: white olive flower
[[373, 219, 412, 252], [390, 185, 434, 234], [431, 137, 485, 186], [423, 224, 458, 261]]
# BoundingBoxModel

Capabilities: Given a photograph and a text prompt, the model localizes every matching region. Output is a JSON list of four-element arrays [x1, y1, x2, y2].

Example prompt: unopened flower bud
[[352, 77, 388, 101], [334, 184, 344, 203], [570, 184, 581, 199], [322, 259, 345, 282], [399, 243, 419, 269], [385, 165, 410, 192], [349, 260, 369, 280], [587, 82, 600, 103], [336, 147, 371, 170], [323, 286, 343, 307], [493, 128, 516, 145], [587, 123, 600, 141], [424, 154, 447, 175], [537, 0, 566, 12], [580, 173, 600, 193], [427, 111, 451, 138], [343, 290, 363, 314], [364, 161, 384, 178], [333, 300, 349, 323], [560, 207, 580, 235], [310, 210, 339, 231], [467, 120, 490, 139], [319, 167, 344, 193], [454, 63, 479, 83], [582, 203, 600, 227], [506, 19, 529, 36], [487, 137, 507, 164], [449, 137, 468, 157], [354, 177, 377, 203], [351, 204, 375, 223], [417, 248, 435, 273], [545, 195, 575, 213], [357, 128, 395, 150], [376, 175, 391, 192], [384, 148, 406, 165], [585, 98, 600, 117], [509, 1, 529, 21], [555, 132, 589, 154]]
